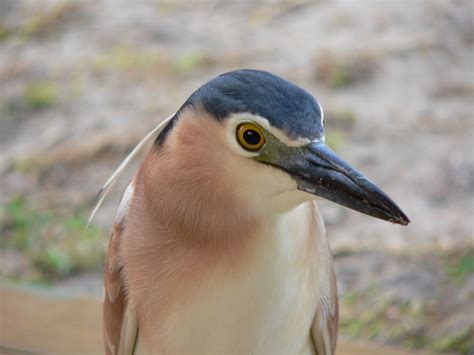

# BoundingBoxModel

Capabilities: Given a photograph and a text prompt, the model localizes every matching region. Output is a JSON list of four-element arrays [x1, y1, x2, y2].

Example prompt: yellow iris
[[236, 122, 266, 151]]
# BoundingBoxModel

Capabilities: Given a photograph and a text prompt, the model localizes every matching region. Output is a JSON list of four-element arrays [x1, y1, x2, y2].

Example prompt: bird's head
[[151, 69, 409, 226]]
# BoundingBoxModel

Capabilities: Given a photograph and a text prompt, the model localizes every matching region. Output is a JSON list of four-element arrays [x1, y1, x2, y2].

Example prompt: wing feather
[[311, 263, 339, 355], [103, 182, 138, 355]]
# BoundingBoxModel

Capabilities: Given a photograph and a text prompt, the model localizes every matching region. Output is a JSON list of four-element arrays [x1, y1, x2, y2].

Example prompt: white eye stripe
[[317, 101, 324, 126], [227, 113, 312, 148]]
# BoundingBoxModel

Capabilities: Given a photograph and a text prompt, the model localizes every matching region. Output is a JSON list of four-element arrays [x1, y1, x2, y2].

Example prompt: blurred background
[[0, 0, 472, 354]]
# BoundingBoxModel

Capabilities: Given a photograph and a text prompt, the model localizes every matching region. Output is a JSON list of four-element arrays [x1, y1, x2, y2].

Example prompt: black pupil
[[243, 129, 261, 146]]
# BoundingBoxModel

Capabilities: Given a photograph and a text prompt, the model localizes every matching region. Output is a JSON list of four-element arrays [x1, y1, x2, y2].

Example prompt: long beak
[[280, 142, 410, 225]]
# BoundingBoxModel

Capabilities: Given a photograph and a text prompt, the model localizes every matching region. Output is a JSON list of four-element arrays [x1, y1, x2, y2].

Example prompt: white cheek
[[220, 114, 318, 212], [225, 155, 309, 213], [272, 190, 315, 212]]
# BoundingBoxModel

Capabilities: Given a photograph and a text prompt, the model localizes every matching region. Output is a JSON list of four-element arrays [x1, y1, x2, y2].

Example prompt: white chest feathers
[[154, 203, 327, 355]]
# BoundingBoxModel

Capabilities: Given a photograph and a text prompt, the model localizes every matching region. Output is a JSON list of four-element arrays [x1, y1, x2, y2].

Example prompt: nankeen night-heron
[[91, 69, 409, 355]]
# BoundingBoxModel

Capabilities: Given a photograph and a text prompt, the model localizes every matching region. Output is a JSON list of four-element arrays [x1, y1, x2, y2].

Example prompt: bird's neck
[[137, 145, 320, 248], [128, 168, 324, 271], [123, 179, 327, 353], [136, 151, 264, 247]]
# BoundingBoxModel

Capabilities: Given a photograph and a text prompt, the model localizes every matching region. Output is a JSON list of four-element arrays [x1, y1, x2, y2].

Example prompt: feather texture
[[103, 182, 138, 355], [311, 263, 339, 355], [101, 107, 339, 354]]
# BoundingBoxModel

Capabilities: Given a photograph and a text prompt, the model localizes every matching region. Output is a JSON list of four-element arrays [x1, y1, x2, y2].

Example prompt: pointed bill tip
[[390, 210, 410, 226]]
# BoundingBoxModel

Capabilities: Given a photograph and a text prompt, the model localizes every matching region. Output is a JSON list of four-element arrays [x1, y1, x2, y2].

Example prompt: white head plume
[[87, 113, 175, 228]]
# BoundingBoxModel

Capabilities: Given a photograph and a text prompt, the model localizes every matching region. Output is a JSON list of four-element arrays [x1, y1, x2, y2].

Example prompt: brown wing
[[311, 263, 339, 355], [103, 183, 138, 355]]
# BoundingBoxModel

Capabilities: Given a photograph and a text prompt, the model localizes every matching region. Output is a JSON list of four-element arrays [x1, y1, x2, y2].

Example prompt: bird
[[92, 69, 410, 355]]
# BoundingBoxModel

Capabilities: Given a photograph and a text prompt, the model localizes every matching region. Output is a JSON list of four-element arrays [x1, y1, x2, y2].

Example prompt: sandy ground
[[0, 285, 424, 355], [0, 1, 473, 353]]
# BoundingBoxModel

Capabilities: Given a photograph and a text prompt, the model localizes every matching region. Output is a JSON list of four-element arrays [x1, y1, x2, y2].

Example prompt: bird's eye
[[236, 123, 266, 151]]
